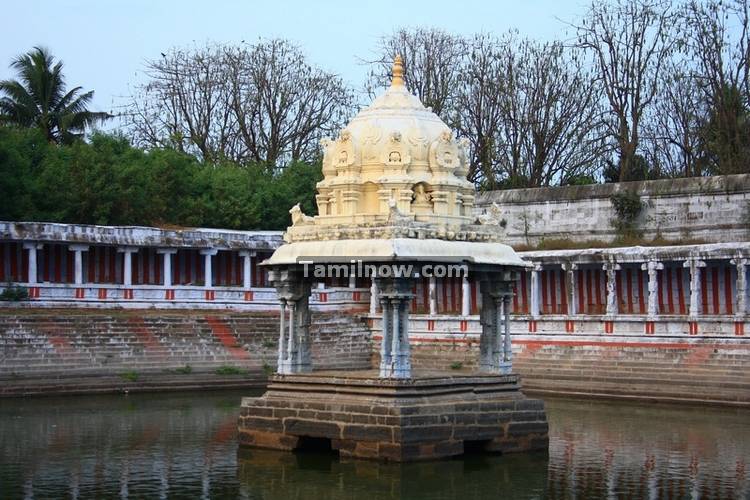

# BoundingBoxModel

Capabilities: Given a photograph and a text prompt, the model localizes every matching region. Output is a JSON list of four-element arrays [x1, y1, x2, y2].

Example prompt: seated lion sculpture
[[289, 204, 314, 226]]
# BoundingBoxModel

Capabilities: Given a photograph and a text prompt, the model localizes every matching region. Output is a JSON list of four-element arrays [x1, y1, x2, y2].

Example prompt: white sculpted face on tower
[[290, 55, 484, 243]]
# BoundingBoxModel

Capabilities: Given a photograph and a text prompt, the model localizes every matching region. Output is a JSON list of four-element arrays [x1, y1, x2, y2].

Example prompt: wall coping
[[476, 173, 750, 205], [0, 221, 284, 250], [518, 242, 750, 264]]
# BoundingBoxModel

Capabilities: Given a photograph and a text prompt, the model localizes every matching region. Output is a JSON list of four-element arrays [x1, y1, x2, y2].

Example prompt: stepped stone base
[[237, 370, 548, 462]]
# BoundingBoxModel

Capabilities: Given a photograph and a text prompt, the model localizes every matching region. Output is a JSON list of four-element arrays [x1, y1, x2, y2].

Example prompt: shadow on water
[[237, 447, 548, 500], [0, 390, 748, 499]]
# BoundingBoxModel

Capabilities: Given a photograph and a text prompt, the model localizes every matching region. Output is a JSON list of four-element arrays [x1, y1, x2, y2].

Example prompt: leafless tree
[[681, 0, 750, 175], [452, 34, 506, 187], [506, 37, 608, 187], [643, 64, 706, 178], [124, 44, 237, 162], [453, 34, 607, 188], [365, 28, 466, 118], [683, 0, 750, 103], [123, 40, 354, 168], [226, 39, 354, 167], [573, 0, 676, 181]]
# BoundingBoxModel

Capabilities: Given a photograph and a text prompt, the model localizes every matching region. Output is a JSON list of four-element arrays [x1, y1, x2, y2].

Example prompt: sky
[[1, 0, 589, 117]]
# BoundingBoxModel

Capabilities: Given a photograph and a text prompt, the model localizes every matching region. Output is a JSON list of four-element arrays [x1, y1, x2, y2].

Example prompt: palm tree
[[0, 46, 111, 143]]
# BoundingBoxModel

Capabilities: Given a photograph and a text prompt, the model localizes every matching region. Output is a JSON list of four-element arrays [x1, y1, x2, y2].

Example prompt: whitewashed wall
[[475, 174, 750, 246]]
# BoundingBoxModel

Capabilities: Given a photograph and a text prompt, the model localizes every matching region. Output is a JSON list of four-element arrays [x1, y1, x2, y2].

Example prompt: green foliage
[[610, 190, 643, 240], [450, 361, 463, 370], [560, 174, 598, 186], [0, 285, 29, 301], [0, 127, 321, 230], [0, 47, 111, 143], [120, 370, 140, 382], [215, 365, 247, 376], [262, 362, 274, 376], [261, 339, 275, 349], [174, 364, 192, 375], [603, 154, 653, 183], [697, 84, 750, 176]]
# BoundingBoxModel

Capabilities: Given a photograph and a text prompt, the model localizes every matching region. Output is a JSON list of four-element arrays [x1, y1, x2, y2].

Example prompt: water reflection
[[0, 392, 249, 499], [237, 448, 548, 499], [0, 391, 747, 499], [547, 398, 749, 499]]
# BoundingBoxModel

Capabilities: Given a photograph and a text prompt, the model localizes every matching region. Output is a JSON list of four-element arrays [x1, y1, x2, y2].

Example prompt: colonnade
[[271, 265, 517, 379], [9, 243, 260, 289]]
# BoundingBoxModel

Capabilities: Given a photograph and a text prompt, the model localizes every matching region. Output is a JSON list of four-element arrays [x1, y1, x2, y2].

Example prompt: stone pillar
[[376, 276, 413, 379], [117, 247, 138, 286], [157, 249, 178, 287], [379, 294, 392, 371], [277, 299, 287, 369], [730, 257, 747, 316], [502, 294, 512, 367], [461, 276, 471, 316], [479, 274, 513, 374], [428, 276, 437, 315], [69, 245, 89, 285], [239, 251, 255, 289], [562, 262, 577, 315], [641, 260, 664, 317], [269, 267, 312, 374], [684, 258, 706, 317], [200, 249, 218, 288], [529, 264, 541, 318], [369, 278, 379, 315], [603, 260, 620, 316], [22, 243, 42, 284]]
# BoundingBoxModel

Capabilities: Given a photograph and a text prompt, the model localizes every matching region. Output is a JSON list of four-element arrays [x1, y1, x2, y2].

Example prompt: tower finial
[[391, 54, 404, 87]]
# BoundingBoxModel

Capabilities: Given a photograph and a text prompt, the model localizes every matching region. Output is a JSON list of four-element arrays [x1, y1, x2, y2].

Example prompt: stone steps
[[0, 311, 372, 388], [522, 379, 750, 405], [514, 359, 748, 373], [518, 370, 750, 390], [0, 373, 269, 397]]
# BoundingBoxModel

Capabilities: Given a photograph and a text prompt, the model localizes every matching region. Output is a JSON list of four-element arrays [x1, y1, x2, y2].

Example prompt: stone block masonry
[[373, 316, 750, 407], [3, 308, 749, 405], [476, 174, 750, 246], [238, 372, 548, 461], [0, 309, 371, 396]]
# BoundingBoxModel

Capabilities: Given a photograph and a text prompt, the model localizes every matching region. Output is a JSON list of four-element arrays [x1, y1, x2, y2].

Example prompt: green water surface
[[0, 390, 747, 499]]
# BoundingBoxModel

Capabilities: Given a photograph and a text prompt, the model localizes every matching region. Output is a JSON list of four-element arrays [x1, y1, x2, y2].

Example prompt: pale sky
[[1, 0, 589, 116]]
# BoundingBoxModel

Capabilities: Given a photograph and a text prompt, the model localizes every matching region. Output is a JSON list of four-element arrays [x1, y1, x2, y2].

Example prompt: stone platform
[[237, 370, 549, 461]]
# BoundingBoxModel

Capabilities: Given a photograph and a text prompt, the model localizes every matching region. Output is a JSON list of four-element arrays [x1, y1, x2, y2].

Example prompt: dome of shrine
[[280, 56, 512, 249]]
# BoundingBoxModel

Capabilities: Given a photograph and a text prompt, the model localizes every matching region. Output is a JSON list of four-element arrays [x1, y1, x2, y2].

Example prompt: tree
[[124, 44, 237, 163], [452, 34, 505, 187], [643, 64, 705, 178], [226, 40, 354, 168], [574, 0, 676, 182], [697, 84, 750, 175], [0, 47, 111, 143], [0, 126, 323, 230], [365, 28, 466, 118], [682, 0, 750, 174], [502, 38, 607, 187], [124, 40, 354, 169], [453, 34, 607, 188]]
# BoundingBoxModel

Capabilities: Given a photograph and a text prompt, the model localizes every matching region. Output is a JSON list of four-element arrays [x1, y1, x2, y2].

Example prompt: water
[[0, 390, 748, 499]]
